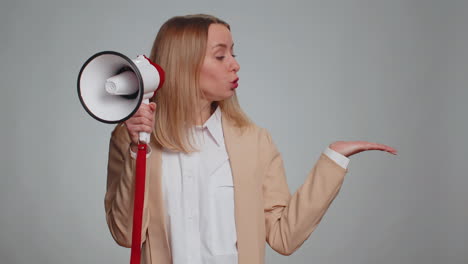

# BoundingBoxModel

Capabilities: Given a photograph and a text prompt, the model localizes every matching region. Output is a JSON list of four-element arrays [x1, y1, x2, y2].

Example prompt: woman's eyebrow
[[211, 43, 235, 49]]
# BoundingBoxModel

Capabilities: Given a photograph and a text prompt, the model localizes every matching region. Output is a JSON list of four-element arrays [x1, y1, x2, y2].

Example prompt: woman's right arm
[[104, 103, 156, 248]]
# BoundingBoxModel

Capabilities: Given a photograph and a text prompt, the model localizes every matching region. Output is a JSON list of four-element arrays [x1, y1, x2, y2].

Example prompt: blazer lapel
[[222, 117, 262, 263]]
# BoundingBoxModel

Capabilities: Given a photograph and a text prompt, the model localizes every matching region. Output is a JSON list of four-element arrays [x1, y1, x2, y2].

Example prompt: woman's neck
[[195, 100, 215, 126]]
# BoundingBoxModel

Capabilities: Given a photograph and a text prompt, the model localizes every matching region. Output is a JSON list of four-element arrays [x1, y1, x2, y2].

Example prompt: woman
[[105, 14, 397, 264]]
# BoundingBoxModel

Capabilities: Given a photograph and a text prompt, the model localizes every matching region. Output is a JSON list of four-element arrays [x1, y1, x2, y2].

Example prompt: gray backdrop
[[1, 0, 467, 263]]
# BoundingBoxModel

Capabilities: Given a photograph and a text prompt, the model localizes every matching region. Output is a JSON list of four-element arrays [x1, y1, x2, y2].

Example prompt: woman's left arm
[[263, 130, 397, 256]]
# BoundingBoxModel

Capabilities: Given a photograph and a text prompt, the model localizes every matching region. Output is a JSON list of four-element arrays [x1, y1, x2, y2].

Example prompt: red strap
[[130, 143, 147, 264]]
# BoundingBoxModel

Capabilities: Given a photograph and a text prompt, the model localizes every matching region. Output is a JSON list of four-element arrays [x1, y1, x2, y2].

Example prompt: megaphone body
[[77, 51, 165, 143]]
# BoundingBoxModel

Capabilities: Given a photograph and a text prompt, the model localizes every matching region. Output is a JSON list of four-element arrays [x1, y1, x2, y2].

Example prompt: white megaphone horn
[[77, 51, 165, 143]]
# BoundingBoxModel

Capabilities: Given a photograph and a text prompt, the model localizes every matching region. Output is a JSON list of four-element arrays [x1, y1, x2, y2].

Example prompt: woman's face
[[199, 23, 240, 102]]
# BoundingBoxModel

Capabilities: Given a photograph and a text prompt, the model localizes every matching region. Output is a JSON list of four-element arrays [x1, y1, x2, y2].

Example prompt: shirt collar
[[195, 106, 224, 147]]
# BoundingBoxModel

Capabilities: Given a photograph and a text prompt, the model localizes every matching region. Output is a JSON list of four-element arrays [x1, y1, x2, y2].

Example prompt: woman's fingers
[[124, 103, 157, 145], [125, 122, 154, 144], [126, 116, 153, 126], [133, 104, 154, 118], [148, 102, 156, 111], [360, 141, 397, 155], [361, 141, 397, 154], [126, 123, 154, 133]]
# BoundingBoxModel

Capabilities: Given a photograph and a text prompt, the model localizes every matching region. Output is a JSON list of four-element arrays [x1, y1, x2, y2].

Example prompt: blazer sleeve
[[104, 124, 150, 248], [262, 128, 347, 256]]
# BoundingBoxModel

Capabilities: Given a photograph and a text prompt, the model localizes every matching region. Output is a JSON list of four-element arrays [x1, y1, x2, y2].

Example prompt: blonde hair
[[148, 14, 253, 153]]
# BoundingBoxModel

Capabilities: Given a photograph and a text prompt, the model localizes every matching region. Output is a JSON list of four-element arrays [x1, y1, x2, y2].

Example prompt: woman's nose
[[231, 57, 240, 72]]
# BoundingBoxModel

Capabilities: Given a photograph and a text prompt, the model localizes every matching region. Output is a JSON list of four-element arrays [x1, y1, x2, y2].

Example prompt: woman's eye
[[216, 56, 225, 60]]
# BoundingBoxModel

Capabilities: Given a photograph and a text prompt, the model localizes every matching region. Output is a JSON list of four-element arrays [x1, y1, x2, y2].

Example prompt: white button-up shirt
[[132, 107, 349, 264], [161, 107, 238, 264]]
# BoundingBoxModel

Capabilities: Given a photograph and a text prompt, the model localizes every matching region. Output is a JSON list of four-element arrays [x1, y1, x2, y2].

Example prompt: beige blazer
[[105, 116, 347, 264]]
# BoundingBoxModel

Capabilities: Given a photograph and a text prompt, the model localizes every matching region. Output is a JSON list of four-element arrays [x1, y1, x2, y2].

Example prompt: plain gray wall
[[1, 0, 467, 263]]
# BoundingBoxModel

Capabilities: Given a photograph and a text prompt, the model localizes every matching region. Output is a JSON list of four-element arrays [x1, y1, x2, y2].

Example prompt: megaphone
[[77, 51, 165, 264], [77, 50, 165, 143]]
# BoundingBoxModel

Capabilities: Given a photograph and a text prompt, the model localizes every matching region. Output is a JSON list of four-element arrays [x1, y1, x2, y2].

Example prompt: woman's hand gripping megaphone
[[124, 102, 157, 153]]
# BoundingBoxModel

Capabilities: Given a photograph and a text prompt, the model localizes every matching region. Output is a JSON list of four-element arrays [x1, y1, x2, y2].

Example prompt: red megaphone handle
[[130, 143, 147, 264]]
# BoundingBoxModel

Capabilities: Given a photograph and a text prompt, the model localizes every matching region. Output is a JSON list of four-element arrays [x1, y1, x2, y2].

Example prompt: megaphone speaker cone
[[77, 51, 144, 124]]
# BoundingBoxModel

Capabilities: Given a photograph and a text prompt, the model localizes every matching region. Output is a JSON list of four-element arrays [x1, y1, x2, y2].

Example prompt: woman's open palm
[[329, 141, 397, 157]]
